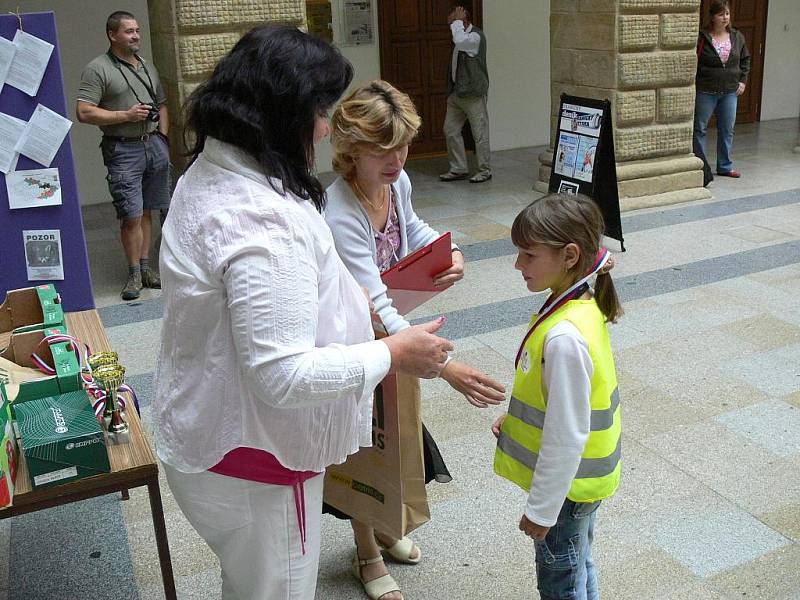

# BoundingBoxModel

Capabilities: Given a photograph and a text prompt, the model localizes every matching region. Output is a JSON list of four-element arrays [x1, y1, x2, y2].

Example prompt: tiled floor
[[2, 118, 800, 599]]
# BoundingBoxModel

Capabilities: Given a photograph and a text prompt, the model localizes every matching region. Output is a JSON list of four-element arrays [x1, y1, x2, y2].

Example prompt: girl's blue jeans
[[534, 499, 601, 600], [693, 90, 739, 174]]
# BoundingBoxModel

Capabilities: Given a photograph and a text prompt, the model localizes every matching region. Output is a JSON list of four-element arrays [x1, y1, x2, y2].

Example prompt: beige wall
[[314, 0, 551, 174], [1, 1, 795, 206], [762, 0, 800, 120]]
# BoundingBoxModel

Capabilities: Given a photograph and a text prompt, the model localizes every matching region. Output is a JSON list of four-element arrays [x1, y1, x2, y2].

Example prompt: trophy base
[[106, 429, 130, 445]]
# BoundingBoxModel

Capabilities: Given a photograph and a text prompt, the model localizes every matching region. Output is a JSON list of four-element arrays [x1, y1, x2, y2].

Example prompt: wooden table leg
[[147, 476, 177, 600], [121, 489, 130, 501]]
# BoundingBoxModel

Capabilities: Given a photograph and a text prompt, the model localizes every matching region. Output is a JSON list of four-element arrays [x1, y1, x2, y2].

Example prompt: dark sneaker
[[121, 271, 142, 301], [439, 171, 469, 182], [469, 172, 493, 183], [141, 269, 161, 289]]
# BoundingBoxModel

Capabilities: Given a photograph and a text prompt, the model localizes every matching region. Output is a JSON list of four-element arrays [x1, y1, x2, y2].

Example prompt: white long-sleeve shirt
[[450, 20, 481, 82], [154, 137, 391, 473], [524, 321, 593, 527]]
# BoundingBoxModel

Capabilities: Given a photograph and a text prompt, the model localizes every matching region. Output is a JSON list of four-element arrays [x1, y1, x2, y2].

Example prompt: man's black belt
[[103, 133, 158, 142]]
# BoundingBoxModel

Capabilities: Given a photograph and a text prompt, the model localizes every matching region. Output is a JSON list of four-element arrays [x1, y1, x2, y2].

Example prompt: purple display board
[[0, 12, 95, 311]]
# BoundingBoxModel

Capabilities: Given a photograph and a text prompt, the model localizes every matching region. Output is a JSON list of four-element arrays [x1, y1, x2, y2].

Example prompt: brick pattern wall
[[615, 1, 698, 161], [146, 0, 306, 167]]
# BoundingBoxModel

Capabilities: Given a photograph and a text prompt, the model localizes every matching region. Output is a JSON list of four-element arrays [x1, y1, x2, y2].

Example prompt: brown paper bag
[[324, 371, 430, 539]]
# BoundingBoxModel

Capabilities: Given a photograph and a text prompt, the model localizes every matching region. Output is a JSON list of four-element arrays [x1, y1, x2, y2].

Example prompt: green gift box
[[15, 390, 110, 489], [0, 325, 82, 404], [0, 284, 64, 335]]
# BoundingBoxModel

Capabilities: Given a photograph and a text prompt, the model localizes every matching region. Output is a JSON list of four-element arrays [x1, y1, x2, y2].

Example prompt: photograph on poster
[[23, 229, 64, 280], [554, 132, 579, 178], [558, 181, 581, 195], [574, 136, 597, 183], [560, 103, 603, 138], [6, 168, 62, 209]]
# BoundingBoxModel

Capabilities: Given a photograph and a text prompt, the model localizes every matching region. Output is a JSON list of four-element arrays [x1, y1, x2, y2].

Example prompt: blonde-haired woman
[[324, 80, 505, 600]]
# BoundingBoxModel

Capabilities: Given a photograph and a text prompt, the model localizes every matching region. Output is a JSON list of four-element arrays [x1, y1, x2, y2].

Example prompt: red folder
[[381, 232, 453, 315]]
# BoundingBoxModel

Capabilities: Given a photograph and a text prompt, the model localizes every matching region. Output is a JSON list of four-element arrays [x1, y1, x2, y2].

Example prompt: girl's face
[[514, 242, 580, 295], [313, 112, 331, 144], [712, 8, 731, 30], [354, 145, 409, 186]]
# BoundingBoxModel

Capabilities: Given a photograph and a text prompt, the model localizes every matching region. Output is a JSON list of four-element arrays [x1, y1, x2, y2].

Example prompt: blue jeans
[[534, 499, 601, 600], [693, 91, 738, 174]]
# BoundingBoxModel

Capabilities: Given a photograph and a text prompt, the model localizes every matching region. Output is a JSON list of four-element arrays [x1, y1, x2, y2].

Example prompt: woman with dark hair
[[153, 26, 453, 599], [694, 0, 751, 181]]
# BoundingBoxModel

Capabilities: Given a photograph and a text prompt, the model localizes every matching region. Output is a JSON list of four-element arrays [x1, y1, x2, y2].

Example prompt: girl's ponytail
[[595, 272, 623, 323]]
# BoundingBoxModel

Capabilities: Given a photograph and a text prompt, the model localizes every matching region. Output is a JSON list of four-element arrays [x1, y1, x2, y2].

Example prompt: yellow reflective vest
[[494, 298, 621, 503]]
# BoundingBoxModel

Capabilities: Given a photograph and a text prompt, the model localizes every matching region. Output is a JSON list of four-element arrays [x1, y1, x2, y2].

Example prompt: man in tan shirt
[[76, 10, 170, 301]]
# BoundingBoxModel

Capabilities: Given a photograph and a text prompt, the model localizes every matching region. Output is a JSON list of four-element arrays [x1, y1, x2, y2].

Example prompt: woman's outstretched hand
[[433, 250, 465, 287], [382, 318, 454, 379], [441, 360, 505, 408]]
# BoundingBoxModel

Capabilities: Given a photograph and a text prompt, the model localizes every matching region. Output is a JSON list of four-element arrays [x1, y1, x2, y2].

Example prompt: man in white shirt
[[440, 6, 492, 184]]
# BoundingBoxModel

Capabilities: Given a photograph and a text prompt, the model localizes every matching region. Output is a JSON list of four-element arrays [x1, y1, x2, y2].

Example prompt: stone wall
[[146, 0, 306, 166], [540, 0, 711, 209]]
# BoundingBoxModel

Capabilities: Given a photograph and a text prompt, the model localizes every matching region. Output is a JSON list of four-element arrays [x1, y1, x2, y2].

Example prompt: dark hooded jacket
[[695, 28, 751, 94]]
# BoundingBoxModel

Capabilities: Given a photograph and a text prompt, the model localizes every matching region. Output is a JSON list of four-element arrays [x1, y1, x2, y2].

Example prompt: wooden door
[[378, 0, 483, 156], [699, 0, 769, 123]]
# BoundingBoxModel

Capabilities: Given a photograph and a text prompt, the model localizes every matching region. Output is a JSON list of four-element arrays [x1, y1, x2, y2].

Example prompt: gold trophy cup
[[93, 364, 129, 435], [88, 352, 120, 418]]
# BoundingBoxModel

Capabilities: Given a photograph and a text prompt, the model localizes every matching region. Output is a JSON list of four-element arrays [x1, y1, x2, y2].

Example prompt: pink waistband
[[209, 447, 322, 554]]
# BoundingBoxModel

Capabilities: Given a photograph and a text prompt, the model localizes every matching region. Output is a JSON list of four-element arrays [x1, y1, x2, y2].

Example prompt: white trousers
[[164, 463, 323, 600], [443, 92, 491, 176]]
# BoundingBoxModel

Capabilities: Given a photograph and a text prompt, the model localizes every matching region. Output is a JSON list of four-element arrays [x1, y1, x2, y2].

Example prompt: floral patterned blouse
[[374, 187, 401, 273], [712, 36, 732, 64]]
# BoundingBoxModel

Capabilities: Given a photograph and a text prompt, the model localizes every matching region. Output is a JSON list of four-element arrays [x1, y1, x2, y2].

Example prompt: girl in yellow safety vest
[[492, 193, 623, 600]]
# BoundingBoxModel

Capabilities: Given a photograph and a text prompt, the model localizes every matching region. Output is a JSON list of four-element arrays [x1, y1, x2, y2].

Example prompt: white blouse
[[153, 138, 391, 473]]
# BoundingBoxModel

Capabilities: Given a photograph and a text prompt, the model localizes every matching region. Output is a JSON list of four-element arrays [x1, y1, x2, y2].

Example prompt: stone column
[[537, 0, 712, 209], [146, 0, 306, 168]]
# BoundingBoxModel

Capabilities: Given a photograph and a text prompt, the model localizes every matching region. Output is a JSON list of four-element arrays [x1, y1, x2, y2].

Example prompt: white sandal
[[352, 554, 403, 600], [376, 535, 422, 565]]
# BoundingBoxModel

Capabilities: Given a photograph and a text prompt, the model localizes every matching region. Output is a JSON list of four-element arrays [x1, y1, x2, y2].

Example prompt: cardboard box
[[0, 284, 64, 335], [15, 390, 110, 489], [0, 393, 18, 508], [0, 325, 81, 404]]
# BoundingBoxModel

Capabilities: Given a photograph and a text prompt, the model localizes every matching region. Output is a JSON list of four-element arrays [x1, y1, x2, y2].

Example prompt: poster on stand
[[559, 103, 603, 138], [6, 29, 53, 96], [14, 104, 71, 167], [6, 168, 61, 209], [574, 136, 597, 183], [554, 132, 578, 178], [548, 94, 624, 250], [0, 36, 15, 93], [0, 112, 25, 174], [23, 229, 64, 280], [342, 0, 373, 45]]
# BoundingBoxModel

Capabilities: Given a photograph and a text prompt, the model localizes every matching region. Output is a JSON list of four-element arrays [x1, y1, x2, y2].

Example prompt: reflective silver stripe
[[497, 432, 621, 479], [507, 396, 546, 429], [507, 387, 619, 432], [591, 388, 620, 431]]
